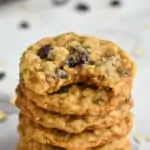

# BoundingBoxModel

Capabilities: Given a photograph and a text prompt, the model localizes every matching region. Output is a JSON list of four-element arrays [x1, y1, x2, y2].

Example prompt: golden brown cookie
[[17, 82, 132, 116], [19, 32, 136, 95], [16, 136, 131, 150], [16, 93, 133, 133], [18, 114, 133, 149]]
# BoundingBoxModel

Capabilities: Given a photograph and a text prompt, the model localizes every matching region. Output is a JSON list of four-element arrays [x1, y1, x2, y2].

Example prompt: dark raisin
[[66, 56, 76, 68], [75, 3, 90, 12], [51, 0, 69, 6], [66, 51, 89, 68], [77, 52, 89, 64], [37, 44, 51, 59], [110, 0, 121, 7], [19, 21, 30, 29], [77, 82, 85, 86], [55, 85, 72, 94], [0, 72, 6, 80], [56, 69, 68, 79], [77, 83, 87, 88]]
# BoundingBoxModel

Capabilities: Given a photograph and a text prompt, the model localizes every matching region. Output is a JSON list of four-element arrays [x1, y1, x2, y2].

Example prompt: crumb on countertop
[[145, 136, 150, 142], [10, 97, 17, 106], [0, 111, 7, 121], [144, 24, 150, 29], [133, 135, 144, 144], [20, 3, 30, 10], [0, 60, 7, 66], [135, 49, 144, 56]]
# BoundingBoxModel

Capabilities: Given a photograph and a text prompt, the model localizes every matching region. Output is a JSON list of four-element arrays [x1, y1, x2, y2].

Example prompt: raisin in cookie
[[20, 32, 136, 95], [18, 114, 132, 149], [16, 93, 133, 133], [16, 136, 131, 150], [17, 83, 132, 116]]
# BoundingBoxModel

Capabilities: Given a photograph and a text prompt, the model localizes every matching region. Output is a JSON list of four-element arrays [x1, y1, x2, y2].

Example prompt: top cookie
[[20, 32, 136, 95]]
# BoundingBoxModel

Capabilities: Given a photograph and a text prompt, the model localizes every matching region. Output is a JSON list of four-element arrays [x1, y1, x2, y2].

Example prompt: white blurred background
[[1, 0, 150, 149]]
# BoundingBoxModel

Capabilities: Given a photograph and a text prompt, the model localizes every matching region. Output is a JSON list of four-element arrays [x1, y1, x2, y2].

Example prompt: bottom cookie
[[16, 136, 131, 150], [18, 114, 132, 149]]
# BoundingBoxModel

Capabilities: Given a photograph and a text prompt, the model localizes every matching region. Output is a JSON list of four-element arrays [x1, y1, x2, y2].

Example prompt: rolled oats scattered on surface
[[133, 135, 143, 144], [10, 96, 17, 106], [135, 49, 144, 56], [145, 136, 150, 142], [0, 111, 7, 121], [144, 24, 150, 29], [0, 60, 7, 66]]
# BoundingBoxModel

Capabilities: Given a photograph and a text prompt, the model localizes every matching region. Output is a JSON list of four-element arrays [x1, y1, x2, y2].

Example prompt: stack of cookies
[[15, 32, 136, 150]]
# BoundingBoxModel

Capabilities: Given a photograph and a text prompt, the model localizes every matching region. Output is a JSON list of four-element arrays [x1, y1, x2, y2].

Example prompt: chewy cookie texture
[[20, 32, 136, 95], [18, 114, 132, 149], [17, 82, 132, 116], [16, 32, 136, 150], [16, 93, 133, 133]]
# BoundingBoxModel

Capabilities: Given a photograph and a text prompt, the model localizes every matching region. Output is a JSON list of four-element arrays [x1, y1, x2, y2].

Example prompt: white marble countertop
[[1, 0, 150, 149]]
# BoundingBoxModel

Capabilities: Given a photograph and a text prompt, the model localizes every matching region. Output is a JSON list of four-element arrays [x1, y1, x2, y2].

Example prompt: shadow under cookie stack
[[15, 33, 136, 150]]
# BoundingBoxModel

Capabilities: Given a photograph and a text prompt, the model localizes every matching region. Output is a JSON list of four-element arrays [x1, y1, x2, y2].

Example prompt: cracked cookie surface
[[20, 32, 136, 95]]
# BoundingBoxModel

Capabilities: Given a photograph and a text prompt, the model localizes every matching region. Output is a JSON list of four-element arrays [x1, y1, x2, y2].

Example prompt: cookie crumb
[[135, 49, 144, 56], [10, 97, 17, 106], [36, 117, 41, 121], [44, 103, 48, 108], [0, 111, 7, 121], [133, 135, 143, 144], [144, 24, 150, 29], [145, 136, 150, 142], [56, 69, 68, 79], [0, 60, 7, 66]]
